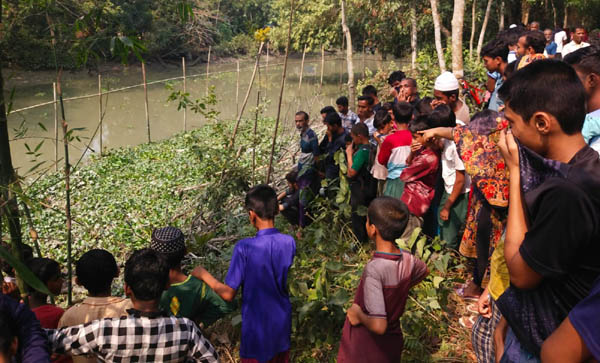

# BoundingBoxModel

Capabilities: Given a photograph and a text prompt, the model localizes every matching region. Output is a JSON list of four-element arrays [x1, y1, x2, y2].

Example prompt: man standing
[[432, 72, 470, 123], [336, 96, 359, 133], [544, 29, 557, 58], [554, 27, 568, 59], [562, 27, 590, 57], [396, 78, 420, 107], [362, 85, 382, 113], [356, 95, 376, 140], [481, 37, 508, 111]]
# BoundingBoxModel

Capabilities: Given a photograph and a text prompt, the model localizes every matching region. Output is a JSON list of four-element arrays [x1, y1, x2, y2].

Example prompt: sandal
[[459, 315, 477, 329]]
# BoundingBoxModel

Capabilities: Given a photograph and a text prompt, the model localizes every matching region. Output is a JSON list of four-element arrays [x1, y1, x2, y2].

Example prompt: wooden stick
[[182, 57, 187, 132], [320, 45, 325, 92], [142, 62, 150, 142], [98, 74, 102, 155], [253, 67, 261, 185], [266, 0, 294, 184], [206, 46, 212, 96], [298, 44, 307, 90], [266, 42, 269, 75], [229, 42, 265, 149], [53, 82, 58, 171], [236, 59, 240, 116], [362, 44, 366, 79], [56, 70, 73, 305]]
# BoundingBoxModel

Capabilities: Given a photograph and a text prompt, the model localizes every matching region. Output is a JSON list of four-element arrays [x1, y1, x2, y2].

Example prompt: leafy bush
[[214, 33, 259, 57]]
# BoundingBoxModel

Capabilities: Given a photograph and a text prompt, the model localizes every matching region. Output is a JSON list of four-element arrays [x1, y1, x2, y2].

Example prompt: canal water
[[7, 54, 404, 172]]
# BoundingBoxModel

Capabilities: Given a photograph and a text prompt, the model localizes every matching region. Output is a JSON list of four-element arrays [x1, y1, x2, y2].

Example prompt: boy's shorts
[[241, 351, 289, 363]]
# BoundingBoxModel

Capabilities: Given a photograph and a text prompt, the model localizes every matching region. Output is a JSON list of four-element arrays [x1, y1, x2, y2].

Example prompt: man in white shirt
[[554, 27, 568, 58], [562, 27, 590, 57]]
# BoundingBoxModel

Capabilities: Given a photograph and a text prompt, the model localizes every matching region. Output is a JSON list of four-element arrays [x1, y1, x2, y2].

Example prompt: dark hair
[[498, 26, 527, 47], [481, 37, 509, 62], [324, 111, 342, 127], [245, 184, 279, 220], [393, 102, 414, 124], [357, 95, 374, 106], [0, 310, 17, 356], [504, 61, 518, 79], [442, 89, 460, 99], [403, 78, 417, 87], [295, 111, 309, 121], [373, 109, 392, 130], [387, 70, 406, 85], [336, 96, 349, 107], [498, 60, 586, 135], [362, 85, 378, 97], [320, 106, 336, 115], [521, 31, 546, 54], [415, 97, 434, 117], [429, 104, 456, 128], [409, 118, 431, 134], [124, 249, 169, 301], [564, 45, 600, 77], [28, 257, 60, 288], [1, 243, 33, 277], [351, 122, 369, 137], [367, 197, 410, 241], [285, 170, 298, 184], [76, 249, 119, 295]]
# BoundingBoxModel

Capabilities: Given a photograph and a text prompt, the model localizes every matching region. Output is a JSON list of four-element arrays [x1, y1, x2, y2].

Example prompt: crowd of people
[[2, 21, 600, 363]]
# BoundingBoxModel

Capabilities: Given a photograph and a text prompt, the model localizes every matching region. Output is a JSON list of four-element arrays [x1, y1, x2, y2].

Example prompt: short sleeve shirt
[[225, 228, 296, 361], [569, 278, 600, 360], [441, 137, 471, 195], [351, 145, 370, 172]]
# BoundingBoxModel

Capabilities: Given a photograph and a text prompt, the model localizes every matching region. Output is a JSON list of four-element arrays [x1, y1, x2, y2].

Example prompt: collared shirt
[[582, 109, 600, 145], [339, 111, 359, 133], [562, 41, 590, 57], [47, 310, 218, 362], [488, 77, 504, 112], [320, 130, 349, 180], [225, 228, 296, 361], [298, 128, 319, 175]]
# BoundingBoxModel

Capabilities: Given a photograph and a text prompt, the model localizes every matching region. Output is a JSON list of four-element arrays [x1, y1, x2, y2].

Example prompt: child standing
[[27, 258, 65, 329], [371, 110, 393, 196], [193, 185, 296, 363], [337, 197, 429, 362], [150, 227, 233, 327], [58, 249, 132, 363], [346, 123, 378, 243]]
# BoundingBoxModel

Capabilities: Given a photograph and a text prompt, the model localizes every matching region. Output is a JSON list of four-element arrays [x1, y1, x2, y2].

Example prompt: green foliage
[[214, 34, 258, 56], [0, 244, 51, 296]]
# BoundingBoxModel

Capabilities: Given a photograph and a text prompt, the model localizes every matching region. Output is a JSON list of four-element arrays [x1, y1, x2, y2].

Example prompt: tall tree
[[410, 1, 418, 71], [430, 0, 446, 72], [499, 0, 505, 30], [469, 0, 477, 59], [476, 0, 493, 56], [451, 0, 466, 78], [340, 0, 355, 109], [521, 0, 531, 25]]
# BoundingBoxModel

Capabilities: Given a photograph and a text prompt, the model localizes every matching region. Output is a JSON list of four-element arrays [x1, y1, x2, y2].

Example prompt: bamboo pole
[[298, 44, 307, 90], [236, 59, 240, 115], [142, 62, 150, 143], [56, 70, 73, 305], [253, 67, 261, 185], [182, 57, 187, 132], [230, 42, 265, 148], [266, 42, 269, 75], [320, 45, 325, 92], [206, 46, 211, 96], [98, 74, 102, 155], [266, 0, 294, 185], [362, 44, 366, 79], [53, 82, 58, 171]]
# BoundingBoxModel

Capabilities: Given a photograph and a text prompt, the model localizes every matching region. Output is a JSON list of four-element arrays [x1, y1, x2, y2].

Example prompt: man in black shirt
[[319, 112, 348, 190], [495, 60, 600, 358]]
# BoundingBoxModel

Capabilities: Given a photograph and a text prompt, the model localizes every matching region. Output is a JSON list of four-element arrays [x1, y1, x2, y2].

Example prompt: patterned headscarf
[[150, 227, 185, 254]]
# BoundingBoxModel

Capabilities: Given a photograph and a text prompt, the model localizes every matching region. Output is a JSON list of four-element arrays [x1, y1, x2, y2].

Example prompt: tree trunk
[[410, 1, 418, 71], [469, 0, 477, 59], [476, 0, 493, 56], [341, 0, 355, 110], [499, 0, 505, 30], [550, 0, 557, 28], [451, 0, 466, 79], [430, 0, 447, 72], [563, 5, 568, 28], [521, 0, 530, 25]]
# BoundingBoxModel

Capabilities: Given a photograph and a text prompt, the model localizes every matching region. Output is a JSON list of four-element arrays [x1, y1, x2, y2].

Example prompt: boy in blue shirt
[[193, 185, 296, 363]]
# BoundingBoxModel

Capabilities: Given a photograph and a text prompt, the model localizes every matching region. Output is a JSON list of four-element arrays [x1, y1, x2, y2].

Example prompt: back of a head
[[367, 197, 410, 242], [498, 60, 586, 134], [415, 97, 434, 117], [245, 185, 279, 220], [320, 105, 336, 115], [524, 30, 546, 54], [324, 111, 342, 127], [124, 248, 169, 301], [0, 310, 17, 359], [429, 104, 456, 128], [409, 116, 431, 134], [481, 37, 509, 62], [285, 170, 298, 184], [76, 249, 119, 295], [28, 257, 60, 290], [564, 45, 600, 77], [351, 122, 369, 138], [500, 26, 527, 46], [362, 85, 378, 98], [373, 109, 392, 130], [393, 102, 414, 124], [336, 96, 349, 107], [388, 70, 406, 85], [150, 227, 186, 270]]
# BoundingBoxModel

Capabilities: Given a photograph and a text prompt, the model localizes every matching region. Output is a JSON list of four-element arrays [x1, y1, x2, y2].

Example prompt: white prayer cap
[[434, 72, 459, 92], [509, 24, 517, 29]]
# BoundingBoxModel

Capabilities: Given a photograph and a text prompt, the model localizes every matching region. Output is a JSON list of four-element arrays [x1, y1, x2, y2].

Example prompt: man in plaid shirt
[[46, 249, 218, 363]]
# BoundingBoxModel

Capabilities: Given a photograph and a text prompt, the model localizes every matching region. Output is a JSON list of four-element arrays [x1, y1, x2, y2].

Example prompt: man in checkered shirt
[[46, 249, 218, 363]]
